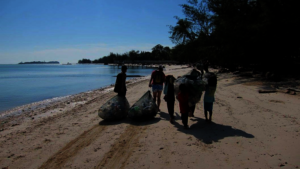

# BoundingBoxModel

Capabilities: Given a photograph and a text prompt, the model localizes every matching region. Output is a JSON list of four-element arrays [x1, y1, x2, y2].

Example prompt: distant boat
[[62, 62, 72, 65], [19, 61, 60, 64]]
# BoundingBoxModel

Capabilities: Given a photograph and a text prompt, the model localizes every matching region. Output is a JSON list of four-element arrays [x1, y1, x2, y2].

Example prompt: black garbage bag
[[203, 72, 217, 86], [128, 91, 158, 120], [174, 70, 207, 106], [98, 95, 130, 120]]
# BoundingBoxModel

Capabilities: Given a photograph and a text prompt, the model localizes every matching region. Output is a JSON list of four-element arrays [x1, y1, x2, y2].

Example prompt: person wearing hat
[[149, 65, 165, 111], [114, 65, 127, 97]]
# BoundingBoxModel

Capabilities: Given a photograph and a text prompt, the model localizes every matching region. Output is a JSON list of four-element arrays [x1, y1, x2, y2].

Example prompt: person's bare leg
[[209, 111, 213, 122], [157, 91, 162, 110], [204, 110, 208, 121], [153, 91, 158, 104]]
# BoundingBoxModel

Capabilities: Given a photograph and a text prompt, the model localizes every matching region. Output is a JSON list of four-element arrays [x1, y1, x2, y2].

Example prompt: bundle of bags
[[203, 72, 217, 86], [127, 91, 158, 120], [98, 95, 130, 120], [98, 91, 158, 121], [174, 70, 207, 106]]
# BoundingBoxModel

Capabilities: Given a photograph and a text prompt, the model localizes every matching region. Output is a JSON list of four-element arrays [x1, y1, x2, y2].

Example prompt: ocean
[[0, 64, 155, 113]]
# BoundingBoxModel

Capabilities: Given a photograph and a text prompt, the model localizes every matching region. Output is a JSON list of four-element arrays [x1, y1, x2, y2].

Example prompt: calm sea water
[[0, 64, 155, 113]]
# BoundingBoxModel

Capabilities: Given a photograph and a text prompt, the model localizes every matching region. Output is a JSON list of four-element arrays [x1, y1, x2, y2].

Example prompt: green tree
[[152, 44, 164, 59], [180, 0, 212, 35], [128, 50, 140, 62], [169, 18, 195, 44], [168, 0, 300, 73], [78, 58, 92, 63]]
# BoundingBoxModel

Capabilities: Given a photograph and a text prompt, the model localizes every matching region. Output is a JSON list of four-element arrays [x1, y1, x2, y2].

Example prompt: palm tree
[[169, 18, 195, 45], [181, 0, 212, 36]]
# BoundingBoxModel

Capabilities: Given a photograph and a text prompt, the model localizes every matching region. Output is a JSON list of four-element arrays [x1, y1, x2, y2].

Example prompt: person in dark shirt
[[189, 67, 202, 117], [149, 65, 165, 111], [114, 65, 127, 97], [197, 62, 204, 76], [203, 60, 209, 73], [163, 75, 176, 124], [177, 84, 190, 129]]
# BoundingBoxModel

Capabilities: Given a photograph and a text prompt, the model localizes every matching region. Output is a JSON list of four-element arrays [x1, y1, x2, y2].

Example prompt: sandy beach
[[0, 65, 299, 169]]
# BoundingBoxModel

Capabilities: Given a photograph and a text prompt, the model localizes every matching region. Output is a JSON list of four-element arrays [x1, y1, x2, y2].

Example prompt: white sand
[[0, 65, 299, 169]]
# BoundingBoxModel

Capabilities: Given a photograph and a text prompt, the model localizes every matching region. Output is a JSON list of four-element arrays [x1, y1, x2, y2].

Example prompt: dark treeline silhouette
[[78, 59, 92, 64], [78, 44, 172, 64], [79, 0, 299, 77], [169, 0, 300, 75]]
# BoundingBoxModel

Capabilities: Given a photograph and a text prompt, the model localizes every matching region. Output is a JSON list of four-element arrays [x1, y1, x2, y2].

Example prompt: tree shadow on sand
[[159, 111, 254, 144]]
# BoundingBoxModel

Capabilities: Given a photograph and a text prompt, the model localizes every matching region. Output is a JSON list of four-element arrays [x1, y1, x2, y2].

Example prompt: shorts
[[152, 84, 163, 92], [204, 102, 213, 112]]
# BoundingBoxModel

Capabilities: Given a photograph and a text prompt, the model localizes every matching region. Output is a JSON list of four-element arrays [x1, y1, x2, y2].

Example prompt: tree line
[[169, 0, 299, 74], [79, 0, 299, 74], [78, 44, 172, 64]]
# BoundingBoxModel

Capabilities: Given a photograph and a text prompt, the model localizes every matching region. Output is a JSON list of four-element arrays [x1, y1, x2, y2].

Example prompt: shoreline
[[0, 65, 182, 118], [0, 63, 159, 115], [0, 75, 151, 119]]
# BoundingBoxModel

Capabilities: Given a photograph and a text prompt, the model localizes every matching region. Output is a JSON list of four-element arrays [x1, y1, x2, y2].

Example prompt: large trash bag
[[174, 70, 207, 106], [98, 95, 130, 120], [203, 72, 217, 86], [128, 91, 158, 120]]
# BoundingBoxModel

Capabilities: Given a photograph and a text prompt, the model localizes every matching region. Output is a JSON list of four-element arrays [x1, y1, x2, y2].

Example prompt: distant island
[[19, 61, 60, 64]]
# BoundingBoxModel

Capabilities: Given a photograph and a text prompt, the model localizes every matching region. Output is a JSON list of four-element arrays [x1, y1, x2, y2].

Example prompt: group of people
[[115, 62, 216, 129]]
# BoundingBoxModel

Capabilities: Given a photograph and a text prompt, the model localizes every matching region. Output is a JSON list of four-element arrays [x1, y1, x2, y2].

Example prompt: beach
[[0, 65, 299, 169]]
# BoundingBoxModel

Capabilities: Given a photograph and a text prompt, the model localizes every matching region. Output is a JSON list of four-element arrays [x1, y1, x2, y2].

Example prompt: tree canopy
[[168, 0, 300, 73], [78, 44, 173, 64], [79, 0, 300, 74]]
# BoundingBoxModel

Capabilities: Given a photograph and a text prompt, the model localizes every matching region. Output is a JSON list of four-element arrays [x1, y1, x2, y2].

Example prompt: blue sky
[[0, 0, 186, 64]]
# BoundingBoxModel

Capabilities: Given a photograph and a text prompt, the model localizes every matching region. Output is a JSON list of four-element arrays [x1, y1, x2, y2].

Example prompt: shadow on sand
[[219, 72, 300, 91], [159, 111, 254, 144], [98, 116, 161, 126]]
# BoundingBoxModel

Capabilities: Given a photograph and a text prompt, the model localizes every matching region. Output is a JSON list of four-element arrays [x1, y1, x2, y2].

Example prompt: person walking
[[149, 65, 165, 111], [203, 60, 209, 73], [189, 67, 202, 117], [163, 75, 176, 123], [196, 62, 204, 77], [114, 65, 127, 97], [177, 84, 190, 129], [204, 73, 217, 122]]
